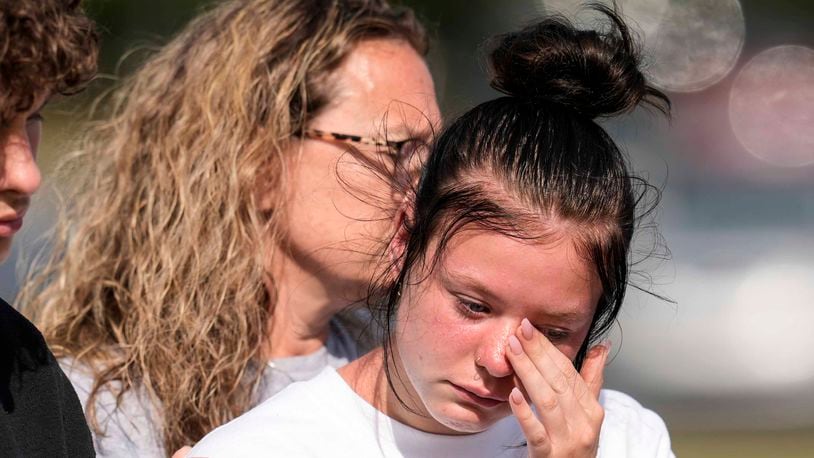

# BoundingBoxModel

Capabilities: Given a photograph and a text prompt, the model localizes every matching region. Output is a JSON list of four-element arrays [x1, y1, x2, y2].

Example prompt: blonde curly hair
[[20, 0, 426, 452]]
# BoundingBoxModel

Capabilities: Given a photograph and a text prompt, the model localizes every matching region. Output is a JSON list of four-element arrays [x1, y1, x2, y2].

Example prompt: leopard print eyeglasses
[[298, 129, 414, 158]]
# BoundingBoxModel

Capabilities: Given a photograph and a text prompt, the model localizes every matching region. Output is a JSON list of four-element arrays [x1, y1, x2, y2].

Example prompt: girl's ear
[[386, 191, 415, 280]]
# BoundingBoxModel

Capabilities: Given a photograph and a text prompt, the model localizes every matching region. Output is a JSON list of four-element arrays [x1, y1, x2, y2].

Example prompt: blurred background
[[3, 0, 813, 456]]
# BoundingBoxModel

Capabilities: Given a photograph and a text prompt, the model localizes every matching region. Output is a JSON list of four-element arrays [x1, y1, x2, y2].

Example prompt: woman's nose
[[475, 326, 515, 379]]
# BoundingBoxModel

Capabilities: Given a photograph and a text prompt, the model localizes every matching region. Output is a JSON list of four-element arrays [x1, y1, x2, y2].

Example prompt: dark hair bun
[[488, 4, 669, 119]]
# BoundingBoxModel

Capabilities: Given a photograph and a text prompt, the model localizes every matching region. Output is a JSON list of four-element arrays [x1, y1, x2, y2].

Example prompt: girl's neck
[[339, 348, 464, 435]]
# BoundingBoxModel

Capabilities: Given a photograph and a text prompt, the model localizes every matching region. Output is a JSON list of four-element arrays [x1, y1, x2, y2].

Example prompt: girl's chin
[[430, 405, 505, 434]]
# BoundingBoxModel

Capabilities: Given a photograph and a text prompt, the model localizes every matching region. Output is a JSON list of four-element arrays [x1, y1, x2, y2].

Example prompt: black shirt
[[0, 297, 94, 457]]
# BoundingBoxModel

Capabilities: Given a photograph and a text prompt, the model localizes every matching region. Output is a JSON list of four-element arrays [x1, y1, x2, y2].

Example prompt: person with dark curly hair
[[0, 0, 98, 456]]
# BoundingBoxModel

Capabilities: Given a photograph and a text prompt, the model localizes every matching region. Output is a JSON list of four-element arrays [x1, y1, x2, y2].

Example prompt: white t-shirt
[[63, 317, 361, 458], [189, 367, 674, 457]]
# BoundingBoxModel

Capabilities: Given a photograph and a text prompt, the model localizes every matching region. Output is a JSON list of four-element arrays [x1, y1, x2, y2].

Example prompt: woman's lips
[[449, 383, 507, 409]]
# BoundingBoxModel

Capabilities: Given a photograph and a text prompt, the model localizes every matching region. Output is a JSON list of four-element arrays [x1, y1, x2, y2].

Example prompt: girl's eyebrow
[[441, 268, 500, 303]]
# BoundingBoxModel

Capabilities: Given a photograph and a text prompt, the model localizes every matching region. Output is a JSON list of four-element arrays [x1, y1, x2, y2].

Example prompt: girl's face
[[393, 228, 602, 434]]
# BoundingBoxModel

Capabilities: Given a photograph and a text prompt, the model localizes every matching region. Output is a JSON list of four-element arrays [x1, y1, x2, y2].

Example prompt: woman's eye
[[395, 139, 420, 158]]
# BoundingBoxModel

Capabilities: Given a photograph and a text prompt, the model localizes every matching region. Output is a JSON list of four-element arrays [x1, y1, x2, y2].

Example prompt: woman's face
[[393, 228, 602, 434], [280, 38, 440, 302], [0, 95, 45, 263]]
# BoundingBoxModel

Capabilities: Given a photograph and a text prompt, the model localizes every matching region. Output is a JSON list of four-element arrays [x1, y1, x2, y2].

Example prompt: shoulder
[[599, 389, 665, 429], [0, 297, 49, 363], [598, 389, 675, 458], [60, 357, 165, 458], [192, 368, 352, 456], [1, 297, 61, 401], [0, 299, 95, 457], [59, 357, 95, 398]]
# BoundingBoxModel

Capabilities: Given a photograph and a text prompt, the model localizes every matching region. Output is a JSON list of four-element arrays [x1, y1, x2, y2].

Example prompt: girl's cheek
[[431, 300, 475, 337], [401, 283, 481, 347]]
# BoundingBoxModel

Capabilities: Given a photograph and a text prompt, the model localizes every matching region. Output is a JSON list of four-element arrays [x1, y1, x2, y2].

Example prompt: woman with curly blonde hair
[[20, 0, 439, 455]]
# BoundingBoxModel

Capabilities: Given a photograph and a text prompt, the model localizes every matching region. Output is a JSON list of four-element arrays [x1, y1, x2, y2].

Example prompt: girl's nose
[[475, 324, 515, 379]]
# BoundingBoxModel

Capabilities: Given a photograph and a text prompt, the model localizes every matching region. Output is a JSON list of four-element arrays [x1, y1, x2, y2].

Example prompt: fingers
[[580, 341, 610, 400], [506, 333, 572, 439], [510, 323, 590, 422], [509, 387, 551, 456], [572, 342, 609, 420], [508, 320, 606, 427], [519, 319, 580, 385], [506, 320, 606, 456]]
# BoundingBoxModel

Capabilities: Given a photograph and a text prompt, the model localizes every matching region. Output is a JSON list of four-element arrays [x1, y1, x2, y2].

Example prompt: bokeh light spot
[[539, 0, 745, 93], [646, 0, 745, 92], [730, 45, 814, 168], [539, 0, 668, 37]]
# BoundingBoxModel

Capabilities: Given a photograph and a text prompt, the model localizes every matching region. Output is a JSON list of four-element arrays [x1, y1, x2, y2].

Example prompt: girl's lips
[[449, 383, 506, 409], [0, 217, 23, 237]]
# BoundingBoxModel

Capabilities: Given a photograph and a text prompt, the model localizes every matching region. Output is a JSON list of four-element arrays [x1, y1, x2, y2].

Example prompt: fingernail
[[520, 318, 534, 340], [508, 335, 523, 355], [600, 340, 612, 352], [510, 387, 523, 405]]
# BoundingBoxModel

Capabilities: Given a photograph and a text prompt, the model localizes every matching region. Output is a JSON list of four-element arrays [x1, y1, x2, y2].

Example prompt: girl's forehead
[[433, 229, 601, 319]]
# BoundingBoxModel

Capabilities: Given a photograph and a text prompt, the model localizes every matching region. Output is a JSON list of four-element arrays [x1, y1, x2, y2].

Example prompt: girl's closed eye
[[454, 300, 573, 343], [455, 297, 491, 319], [537, 326, 571, 342]]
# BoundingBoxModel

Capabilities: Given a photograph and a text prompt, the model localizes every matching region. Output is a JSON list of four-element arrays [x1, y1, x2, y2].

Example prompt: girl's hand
[[505, 318, 609, 458]]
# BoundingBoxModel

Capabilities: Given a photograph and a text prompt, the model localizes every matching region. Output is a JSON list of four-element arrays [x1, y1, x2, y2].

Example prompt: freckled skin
[[391, 229, 602, 434]]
